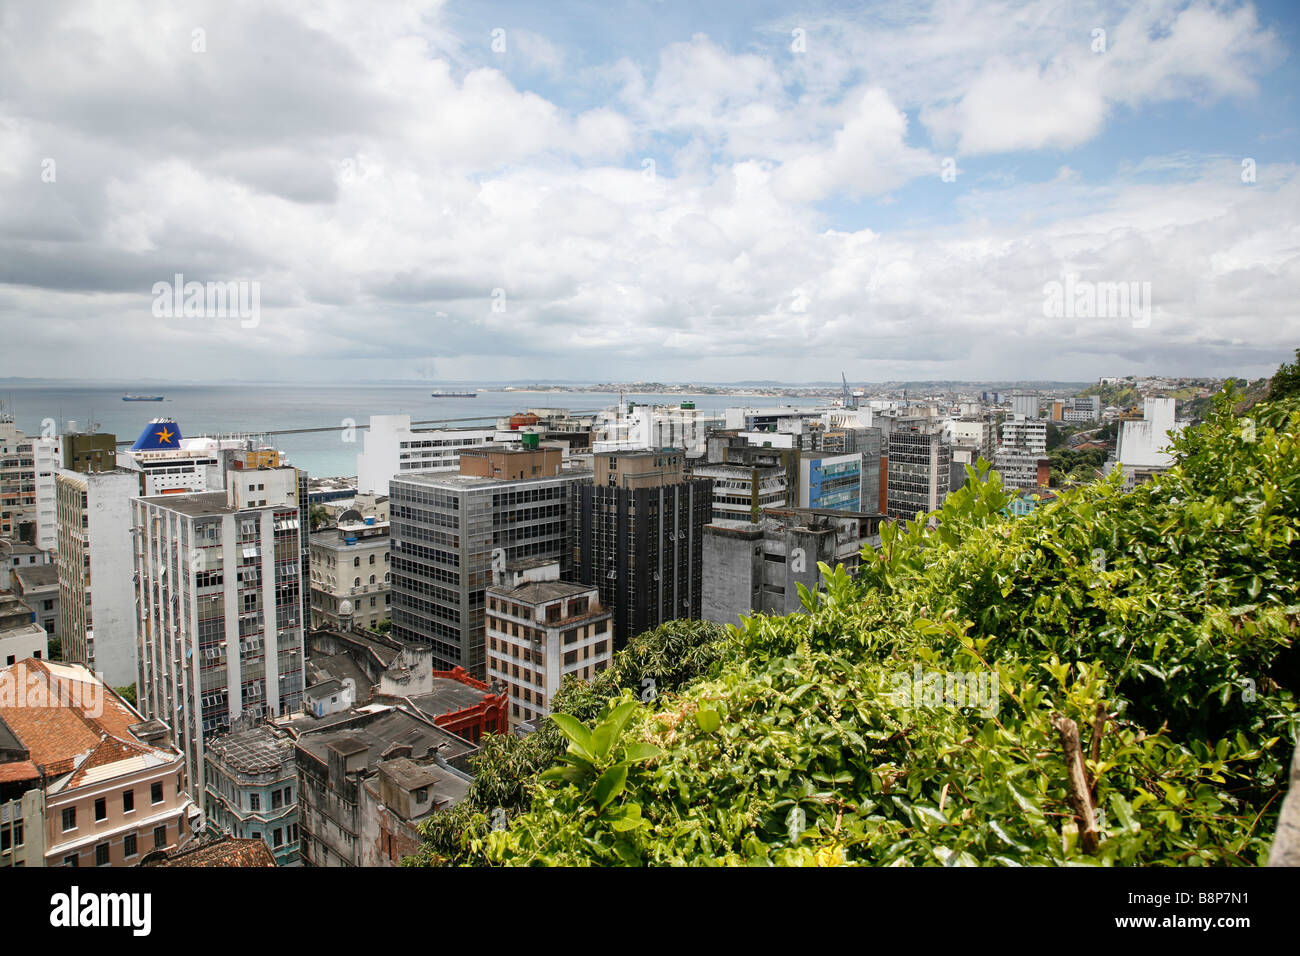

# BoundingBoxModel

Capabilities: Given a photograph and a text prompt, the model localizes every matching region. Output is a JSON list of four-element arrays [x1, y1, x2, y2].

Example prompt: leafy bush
[[470, 388, 1298, 866]]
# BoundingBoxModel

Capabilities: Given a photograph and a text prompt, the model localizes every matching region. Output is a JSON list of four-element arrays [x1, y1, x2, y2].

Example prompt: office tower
[[886, 422, 951, 521], [572, 450, 712, 648], [133, 463, 306, 799], [486, 558, 612, 728], [55, 468, 141, 687], [388, 445, 590, 678]]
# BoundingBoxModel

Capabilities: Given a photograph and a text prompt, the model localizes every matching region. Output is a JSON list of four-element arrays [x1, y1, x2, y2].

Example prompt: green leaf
[[549, 713, 595, 760], [592, 764, 629, 812], [695, 709, 721, 733], [621, 742, 662, 763]]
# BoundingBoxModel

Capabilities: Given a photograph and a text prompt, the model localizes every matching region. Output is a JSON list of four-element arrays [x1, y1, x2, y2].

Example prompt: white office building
[[133, 465, 307, 800], [356, 415, 497, 496], [55, 468, 141, 688]]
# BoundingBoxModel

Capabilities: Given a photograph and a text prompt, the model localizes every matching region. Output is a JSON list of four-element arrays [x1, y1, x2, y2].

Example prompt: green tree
[[309, 504, 331, 531], [1270, 348, 1300, 401]]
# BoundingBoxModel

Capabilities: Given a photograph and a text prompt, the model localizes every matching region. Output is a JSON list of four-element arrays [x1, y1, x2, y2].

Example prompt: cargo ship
[[430, 392, 476, 398], [122, 394, 164, 401]]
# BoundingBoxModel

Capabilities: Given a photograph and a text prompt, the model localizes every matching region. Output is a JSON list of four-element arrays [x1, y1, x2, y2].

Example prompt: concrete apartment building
[[309, 510, 390, 631], [571, 449, 712, 647], [10, 564, 57, 639], [995, 414, 1050, 491], [486, 559, 612, 728], [133, 464, 307, 802], [204, 721, 300, 866], [0, 659, 197, 868], [55, 467, 140, 688], [32, 433, 61, 552], [885, 422, 951, 522], [703, 508, 883, 625], [286, 703, 475, 867], [356, 414, 498, 496], [388, 446, 591, 678]]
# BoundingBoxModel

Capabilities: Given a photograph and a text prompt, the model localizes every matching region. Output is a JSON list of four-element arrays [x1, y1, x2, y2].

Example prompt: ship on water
[[122, 393, 164, 401], [430, 392, 476, 398]]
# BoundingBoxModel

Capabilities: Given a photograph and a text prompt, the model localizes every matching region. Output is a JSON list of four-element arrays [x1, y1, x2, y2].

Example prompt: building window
[[94, 797, 106, 822], [96, 842, 110, 866], [273, 828, 283, 848], [353, 556, 360, 567], [63, 854, 79, 867], [151, 782, 163, 804], [250, 793, 261, 811], [124, 833, 137, 858], [153, 825, 167, 849], [61, 807, 76, 832]]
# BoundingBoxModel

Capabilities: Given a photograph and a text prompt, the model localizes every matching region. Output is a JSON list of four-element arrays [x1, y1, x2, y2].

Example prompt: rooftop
[[0, 659, 179, 789], [408, 676, 498, 719], [488, 579, 596, 605], [207, 724, 296, 776], [140, 835, 277, 868], [295, 706, 474, 770], [10, 564, 57, 590]]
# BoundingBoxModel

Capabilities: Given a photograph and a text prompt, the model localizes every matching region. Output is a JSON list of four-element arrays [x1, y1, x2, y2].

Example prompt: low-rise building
[[0, 659, 198, 867], [0, 593, 47, 667], [9, 565, 57, 641], [204, 721, 300, 866], [287, 704, 475, 867]]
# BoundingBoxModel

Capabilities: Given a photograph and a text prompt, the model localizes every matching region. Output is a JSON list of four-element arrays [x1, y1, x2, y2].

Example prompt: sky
[[0, 0, 1297, 384]]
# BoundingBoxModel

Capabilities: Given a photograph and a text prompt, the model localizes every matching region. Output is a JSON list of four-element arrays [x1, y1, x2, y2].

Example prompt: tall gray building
[[388, 456, 591, 678], [886, 422, 951, 522]]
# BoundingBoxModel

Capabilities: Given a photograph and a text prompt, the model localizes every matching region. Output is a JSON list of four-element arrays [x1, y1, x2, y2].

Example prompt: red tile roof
[[142, 836, 278, 867], [0, 659, 176, 786]]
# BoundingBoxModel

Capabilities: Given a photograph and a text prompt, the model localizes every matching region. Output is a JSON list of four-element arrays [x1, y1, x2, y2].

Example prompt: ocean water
[[0, 383, 816, 479]]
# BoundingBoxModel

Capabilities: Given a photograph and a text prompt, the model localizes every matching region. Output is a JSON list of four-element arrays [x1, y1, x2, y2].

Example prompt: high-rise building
[[485, 559, 612, 728], [593, 402, 722, 457], [572, 450, 712, 648], [32, 434, 61, 552], [1111, 398, 1186, 490], [388, 446, 590, 677], [995, 414, 1050, 491], [886, 422, 951, 522], [132, 464, 306, 800], [0, 411, 36, 543], [798, 451, 866, 511], [55, 468, 141, 687]]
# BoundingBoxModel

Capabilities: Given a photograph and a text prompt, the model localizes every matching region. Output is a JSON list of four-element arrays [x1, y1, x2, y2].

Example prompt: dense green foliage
[[443, 388, 1297, 866], [402, 619, 731, 865], [1271, 348, 1300, 402], [1046, 446, 1106, 488]]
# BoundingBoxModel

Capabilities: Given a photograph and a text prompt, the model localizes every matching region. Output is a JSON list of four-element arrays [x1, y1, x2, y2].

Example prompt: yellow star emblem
[[155, 426, 175, 444]]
